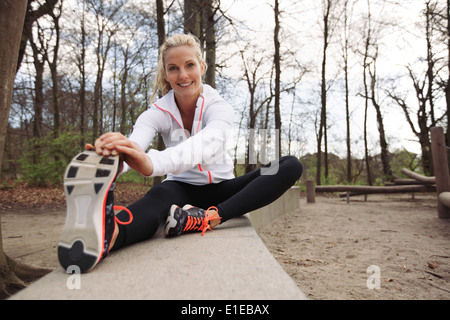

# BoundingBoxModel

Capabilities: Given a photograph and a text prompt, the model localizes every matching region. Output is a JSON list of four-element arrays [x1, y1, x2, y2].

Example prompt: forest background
[[2, 0, 450, 190]]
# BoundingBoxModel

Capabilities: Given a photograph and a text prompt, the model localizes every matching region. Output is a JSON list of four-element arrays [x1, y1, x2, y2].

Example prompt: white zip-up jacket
[[123, 84, 235, 185]]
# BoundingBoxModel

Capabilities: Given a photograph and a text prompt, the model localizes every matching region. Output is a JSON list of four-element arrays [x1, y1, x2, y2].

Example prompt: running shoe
[[58, 150, 132, 273], [164, 205, 221, 237]]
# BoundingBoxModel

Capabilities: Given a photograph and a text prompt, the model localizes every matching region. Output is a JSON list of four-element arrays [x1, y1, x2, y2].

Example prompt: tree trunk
[[425, 1, 435, 125], [369, 55, 393, 181], [0, 221, 51, 299], [79, 1, 87, 147], [153, 0, 167, 186], [92, 2, 104, 138], [343, 0, 352, 183], [184, 0, 201, 38], [120, 62, 128, 135], [0, 0, 51, 300], [239, 49, 271, 173], [363, 68, 372, 186], [30, 37, 45, 140], [0, 0, 27, 175], [274, 0, 282, 158], [345, 50, 352, 183], [363, 0, 373, 186], [322, 1, 331, 181], [46, 1, 63, 139], [317, 0, 331, 185], [363, 55, 372, 186], [447, 0, 450, 169], [93, 61, 102, 138], [50, 63, 61, 138], [203, 0, 216, 88], [240, 51, 256, 173]]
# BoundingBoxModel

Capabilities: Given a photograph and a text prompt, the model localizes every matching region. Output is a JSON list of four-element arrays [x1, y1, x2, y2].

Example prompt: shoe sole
[[164, 205, 180, 236], [58, 150, 119, 273]]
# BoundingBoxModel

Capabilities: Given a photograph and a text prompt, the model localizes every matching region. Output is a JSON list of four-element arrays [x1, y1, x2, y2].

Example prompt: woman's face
[[164, 45, 205, 103]]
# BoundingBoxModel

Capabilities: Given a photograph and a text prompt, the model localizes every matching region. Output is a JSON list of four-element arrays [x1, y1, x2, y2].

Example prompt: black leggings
[[112, 155, 302, 250]]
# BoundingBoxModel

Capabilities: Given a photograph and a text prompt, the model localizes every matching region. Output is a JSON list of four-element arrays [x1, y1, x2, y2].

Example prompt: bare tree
[[340, 0, 353, 183], [0, 0, 51, 299], [28, 29, 45, 140], [388, 1, 446, 176], [273, 0, 282, 158], [317, 0, 337, 185], [239, 47, 274, 173], [21, 0, 64, 141], [203, 0, 216, 88], [356, 0, 393, 183], [425, 1, 437, 125], [17, 0, 59, 73], [87, 0, 125, 137], [446, 0, 450, 155], [43, 0, 64, 138], [437, 0, 450, 167], [184, 0, 217, 88], [76, 0, 88, 147], [388, 66, 439, 176], [359, 0, 391, 185], [361, 0, 373, 185], [367, 49, 393, 181], [427, 0, 450, 167], [149, 0, 169, 186], [184, 0, 201, 37]]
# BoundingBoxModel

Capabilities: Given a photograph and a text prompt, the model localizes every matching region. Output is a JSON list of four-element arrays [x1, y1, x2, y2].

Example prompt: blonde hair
[[150, 34, 207, 103]]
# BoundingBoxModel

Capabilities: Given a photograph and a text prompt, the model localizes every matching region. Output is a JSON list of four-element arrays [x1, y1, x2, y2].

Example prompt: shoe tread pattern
[[58, 150, 118, 273]]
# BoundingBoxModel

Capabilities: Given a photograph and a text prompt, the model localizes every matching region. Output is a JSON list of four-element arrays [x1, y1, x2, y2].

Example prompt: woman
[[58, 34, 303, 273]]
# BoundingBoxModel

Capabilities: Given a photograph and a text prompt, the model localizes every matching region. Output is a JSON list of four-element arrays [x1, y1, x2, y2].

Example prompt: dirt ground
[[259, 193, 450, 300], [1, 186, 450, 300], [0, 183, 148, 270]]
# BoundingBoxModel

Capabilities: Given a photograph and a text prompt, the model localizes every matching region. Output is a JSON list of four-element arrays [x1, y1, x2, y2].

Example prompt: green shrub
[[18, 132, 84, 186]]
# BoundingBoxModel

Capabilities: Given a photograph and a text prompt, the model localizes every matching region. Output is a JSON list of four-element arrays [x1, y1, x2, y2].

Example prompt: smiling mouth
[[178, 81, 193, 88]]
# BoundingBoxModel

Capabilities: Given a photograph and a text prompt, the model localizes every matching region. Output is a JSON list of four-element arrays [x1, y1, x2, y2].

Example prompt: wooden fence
[[305, 127, 450, 219]]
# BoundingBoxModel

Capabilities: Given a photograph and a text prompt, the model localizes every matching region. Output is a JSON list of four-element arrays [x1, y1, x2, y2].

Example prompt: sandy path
[[1, 193, 449, 300], [259, 193, 450, 299]]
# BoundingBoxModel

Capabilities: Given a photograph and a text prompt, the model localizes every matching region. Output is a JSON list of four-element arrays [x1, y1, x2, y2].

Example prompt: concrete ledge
[[249, 187, 300, 232], [11, 187, 305, 300]]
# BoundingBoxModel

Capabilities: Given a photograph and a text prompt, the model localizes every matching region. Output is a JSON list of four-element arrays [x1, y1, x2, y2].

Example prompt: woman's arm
[[92, 107, 164, 175], [90, 132, 154, 176], [147, 100, 234, 177]]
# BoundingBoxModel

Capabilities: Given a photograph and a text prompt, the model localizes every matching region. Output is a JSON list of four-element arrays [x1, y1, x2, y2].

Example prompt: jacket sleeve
[[120, 107, 162, 174], [147, 100, 234, 177]]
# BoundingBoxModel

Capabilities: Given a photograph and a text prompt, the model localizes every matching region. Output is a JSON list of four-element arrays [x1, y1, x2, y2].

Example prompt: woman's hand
[[86, 132, 153, 176]]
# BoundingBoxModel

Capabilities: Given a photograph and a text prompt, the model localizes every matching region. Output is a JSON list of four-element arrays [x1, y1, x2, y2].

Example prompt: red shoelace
[[182, 206, 222, 236], [113, 205, 133, 225]]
